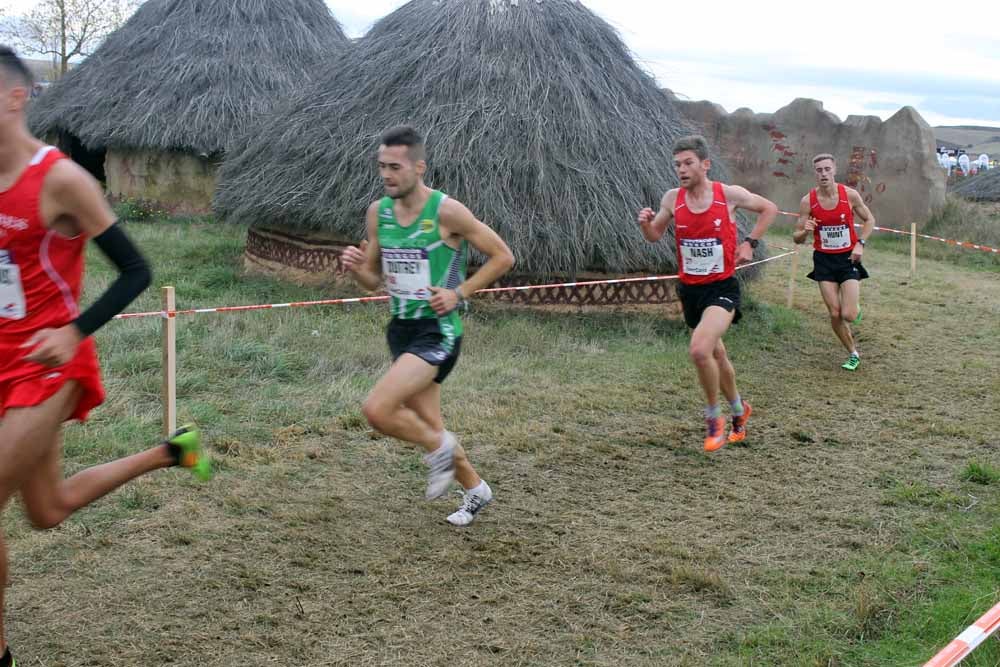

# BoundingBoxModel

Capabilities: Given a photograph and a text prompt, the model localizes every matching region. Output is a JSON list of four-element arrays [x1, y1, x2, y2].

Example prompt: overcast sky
[[5, 0, 998, 128], [328, 0, 1000, 128]]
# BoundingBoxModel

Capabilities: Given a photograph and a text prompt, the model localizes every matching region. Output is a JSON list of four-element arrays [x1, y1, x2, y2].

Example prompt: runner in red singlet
[[0, 47, 210, 665], [793, 153, 875, 371], [638, 135, 777, 452]]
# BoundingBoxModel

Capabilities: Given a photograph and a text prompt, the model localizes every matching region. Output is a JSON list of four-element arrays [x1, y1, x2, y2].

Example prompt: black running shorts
[[677, 276, 743, 329], [808, 250, 869, 284], [386, 318, 462, 384]]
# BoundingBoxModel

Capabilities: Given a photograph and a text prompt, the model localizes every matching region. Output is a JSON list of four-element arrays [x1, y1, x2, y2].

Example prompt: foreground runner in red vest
[[0, 47, 211, 666], [793, 153, 875, 371], [638, 135, 777, 452]]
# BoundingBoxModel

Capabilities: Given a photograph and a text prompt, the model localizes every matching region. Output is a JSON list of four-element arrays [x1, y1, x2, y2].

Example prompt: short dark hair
[[812, 153, 835, 165], [0, 46, 34, 89], [672, 135, 710, 161], [380, 125, 425, 162]]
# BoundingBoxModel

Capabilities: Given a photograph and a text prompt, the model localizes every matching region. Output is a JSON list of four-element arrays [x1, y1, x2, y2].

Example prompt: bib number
[[383, 248, 432, 300], [680, 238, 725, 276], [0, 260, 26, 320], [820, 224, 851, 251]]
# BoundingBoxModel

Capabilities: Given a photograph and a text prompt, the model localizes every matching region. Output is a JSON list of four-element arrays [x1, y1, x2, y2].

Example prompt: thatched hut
[[216, 0, 758, 293], [29, 0, 348, 214], [952, 170, 1000, 202]]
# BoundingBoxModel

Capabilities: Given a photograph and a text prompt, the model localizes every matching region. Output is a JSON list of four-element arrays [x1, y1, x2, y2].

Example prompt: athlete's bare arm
[[429, 198, 514, 315], [793, 195, 815, 245], [40, 159, 116, 237], [846, 187, 875, 262], [23, 160, 150, 367], [341, 201, 384, 291], [638, 190, 677, 242], [722, 184, 778, 263]]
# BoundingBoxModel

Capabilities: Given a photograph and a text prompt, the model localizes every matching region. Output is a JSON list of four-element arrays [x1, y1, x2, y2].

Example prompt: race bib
[[383, 248, 431, 300], [680, 238, 725, 276], [819, 224, 851, 251], [0, 258, 26, 320]]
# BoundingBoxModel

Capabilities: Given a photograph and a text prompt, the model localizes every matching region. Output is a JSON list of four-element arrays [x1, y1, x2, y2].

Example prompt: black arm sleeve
[[73, 223, 152, 337]]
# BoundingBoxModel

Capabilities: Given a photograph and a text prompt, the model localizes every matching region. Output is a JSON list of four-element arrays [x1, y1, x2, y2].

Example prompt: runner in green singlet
[[341, 126, 514, 526]]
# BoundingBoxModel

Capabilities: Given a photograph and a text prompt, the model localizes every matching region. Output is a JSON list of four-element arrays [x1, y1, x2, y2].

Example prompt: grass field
[[863, 197, 1000, 274], [3, 205, 1000, 666]]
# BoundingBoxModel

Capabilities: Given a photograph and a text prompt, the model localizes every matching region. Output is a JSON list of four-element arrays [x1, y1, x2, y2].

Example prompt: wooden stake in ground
[[162, 286, 177, 436], [911, 223, 918, 277], [786, 245, 800, 308]]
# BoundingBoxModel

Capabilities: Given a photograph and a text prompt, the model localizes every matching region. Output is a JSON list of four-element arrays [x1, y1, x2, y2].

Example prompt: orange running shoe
[[727, 401, 753, 443], [703, 416, 727, 452]]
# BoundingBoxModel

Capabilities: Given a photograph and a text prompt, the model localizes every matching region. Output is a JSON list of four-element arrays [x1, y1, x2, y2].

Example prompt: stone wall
[[105, 150, 218, 214], [669, 96, 946, 225]]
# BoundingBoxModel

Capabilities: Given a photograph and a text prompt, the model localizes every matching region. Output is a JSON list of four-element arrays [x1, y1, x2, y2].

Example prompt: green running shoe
[[166, 424, 212, 481], [841, 354, 861, 372], [853, 308, 863, 325]]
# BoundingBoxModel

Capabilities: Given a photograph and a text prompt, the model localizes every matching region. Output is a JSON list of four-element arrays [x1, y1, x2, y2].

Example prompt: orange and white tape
[[777, 210, 1000, 254], [874, 225, 1000, 254], [924, 600, 1000, 667], [113, 249, 796, 321]]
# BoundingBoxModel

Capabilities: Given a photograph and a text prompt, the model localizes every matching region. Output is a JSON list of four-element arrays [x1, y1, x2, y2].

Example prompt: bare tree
[[1, 0, 142, 77]]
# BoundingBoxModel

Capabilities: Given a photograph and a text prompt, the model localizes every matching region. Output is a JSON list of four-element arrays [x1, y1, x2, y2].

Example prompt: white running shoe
[[446, 481, 493, 527], [423, 431, 457, 499]]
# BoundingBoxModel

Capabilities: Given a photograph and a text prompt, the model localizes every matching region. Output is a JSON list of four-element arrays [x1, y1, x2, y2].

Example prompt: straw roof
[[216, 0, 752, 275], [29, 0, 348, 155]]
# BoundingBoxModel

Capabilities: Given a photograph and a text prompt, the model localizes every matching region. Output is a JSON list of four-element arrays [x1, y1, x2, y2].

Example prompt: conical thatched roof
[[29, 0, 348, 155], [216, 0, 750, 276], [952, 170, 1000, 202]]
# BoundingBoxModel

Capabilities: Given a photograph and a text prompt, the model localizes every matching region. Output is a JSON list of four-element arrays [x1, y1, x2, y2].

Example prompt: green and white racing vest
[[377, 190, 467, 340]]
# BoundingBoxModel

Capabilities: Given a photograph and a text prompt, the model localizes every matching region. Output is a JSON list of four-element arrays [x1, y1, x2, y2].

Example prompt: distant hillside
[[934, 125, 1000, 156]]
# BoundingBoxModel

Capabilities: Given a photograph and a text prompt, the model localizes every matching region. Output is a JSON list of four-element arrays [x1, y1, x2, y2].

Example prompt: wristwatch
[[858, 239, 866, 246], [743, 237, 759, 249]]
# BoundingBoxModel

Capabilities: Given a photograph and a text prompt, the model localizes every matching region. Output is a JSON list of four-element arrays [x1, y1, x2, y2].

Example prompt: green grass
[[924, 197, 1000, 248], [961, 462, 1000, 486], [4, 211, 1000, 665], [876, 196, 998, 272], [732, 510, 1000, 667]]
